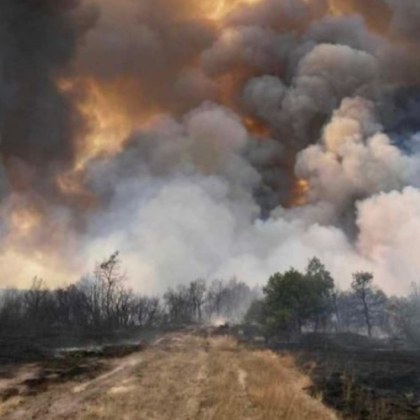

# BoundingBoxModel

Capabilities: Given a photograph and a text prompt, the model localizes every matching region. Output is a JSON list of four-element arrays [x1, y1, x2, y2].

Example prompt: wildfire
[[327, 0, 392, 33], [2, 197, 82, 288], [210, 0, 262, 21], [9, 207, 42, 237], [243, 117, 271, 138], [290, 178, 310, 207], [0, 249, 76, 289], [59, 78, 137, 171], [327, 0, 343, 15], [56, 76, 162, 200]]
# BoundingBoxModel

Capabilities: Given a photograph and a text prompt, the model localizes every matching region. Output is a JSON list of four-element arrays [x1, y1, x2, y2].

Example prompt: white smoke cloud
[[356, 187, 420, 293], [296, 97, 419, 210], [75, 101, 418, 296]]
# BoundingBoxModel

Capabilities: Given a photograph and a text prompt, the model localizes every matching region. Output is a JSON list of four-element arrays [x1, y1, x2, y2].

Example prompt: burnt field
[[0, 337, 145, 406], [0, 327, 171, 409], [3, 327, 420, 419], [270, 334, 420, 420], [0, 328, 163, 365]]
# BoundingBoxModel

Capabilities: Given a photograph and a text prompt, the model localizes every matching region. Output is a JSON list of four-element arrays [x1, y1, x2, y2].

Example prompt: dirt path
[[0, 334, 336, 420]]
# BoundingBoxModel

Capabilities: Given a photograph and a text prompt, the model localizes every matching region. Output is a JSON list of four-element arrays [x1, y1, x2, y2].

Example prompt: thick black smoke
[[0, 0, 95, 185]]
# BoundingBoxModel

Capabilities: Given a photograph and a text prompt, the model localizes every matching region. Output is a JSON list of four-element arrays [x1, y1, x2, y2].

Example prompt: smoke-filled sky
[[2, 0, 420, 295]]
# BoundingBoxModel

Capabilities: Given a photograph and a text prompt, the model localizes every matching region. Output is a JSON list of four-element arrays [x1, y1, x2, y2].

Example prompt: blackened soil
[[0, 342, 144, 402], [293, 349, 420, 419]]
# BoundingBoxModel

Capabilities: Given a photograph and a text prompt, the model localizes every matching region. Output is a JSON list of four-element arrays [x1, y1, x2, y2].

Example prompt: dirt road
[[0, 334, 336, 420]]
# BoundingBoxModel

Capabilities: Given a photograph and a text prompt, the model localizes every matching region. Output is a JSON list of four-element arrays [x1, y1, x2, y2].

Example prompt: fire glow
[[1, 0, 420, 295]]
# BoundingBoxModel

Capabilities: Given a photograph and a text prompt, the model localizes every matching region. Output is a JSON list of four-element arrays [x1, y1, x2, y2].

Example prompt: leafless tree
[[188, 279, 206, 322]]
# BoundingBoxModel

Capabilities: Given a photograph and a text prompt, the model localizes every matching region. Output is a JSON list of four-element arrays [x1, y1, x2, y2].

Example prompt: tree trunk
[[362, 292, 372, 337]]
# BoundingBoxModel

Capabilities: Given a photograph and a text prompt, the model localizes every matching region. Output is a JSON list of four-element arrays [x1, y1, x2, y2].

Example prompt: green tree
[[305, 257, 335, 331], [263, 269, 307, 336], [248, 258, 336, 339], [244, 299, 265, 325]]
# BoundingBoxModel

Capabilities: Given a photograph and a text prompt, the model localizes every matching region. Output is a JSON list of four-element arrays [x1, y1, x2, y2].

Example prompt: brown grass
[[199, 336, 336, 420], [1, 334, 337, 420], [242, 351, 335, 419]]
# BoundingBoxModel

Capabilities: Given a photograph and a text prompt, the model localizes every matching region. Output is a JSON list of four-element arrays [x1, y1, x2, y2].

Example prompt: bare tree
[[351, 272, 374, 337], [135, 297, 162, 327], [22, 277, 57, 330], [0, 289, 24, 330], [206, 279, 225, 318], [205, 279, 259, 322], [188, 279, 206, 322], [164, 285, 194, 324]]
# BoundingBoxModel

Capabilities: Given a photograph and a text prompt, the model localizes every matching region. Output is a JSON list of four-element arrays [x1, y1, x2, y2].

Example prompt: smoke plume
[[2, 0, 420, 295]]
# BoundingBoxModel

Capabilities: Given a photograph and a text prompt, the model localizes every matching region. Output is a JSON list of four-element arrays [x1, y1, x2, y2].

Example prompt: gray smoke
[[3, 0, 420, 295]]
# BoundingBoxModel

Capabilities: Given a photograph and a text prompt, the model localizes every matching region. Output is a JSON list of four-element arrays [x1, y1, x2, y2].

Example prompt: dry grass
[[200, 336, 336, 420], [242, 351, 335, 419], [1, 334, 337, 420]]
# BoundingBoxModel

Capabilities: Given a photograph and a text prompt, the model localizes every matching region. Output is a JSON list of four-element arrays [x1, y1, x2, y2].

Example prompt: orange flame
[[59, 78, 137, 171], [210, 0, 262, 21], [290, 178, 310, 207], [1, 197, 83, 288], [10, 207, 42, 238], [56, 77, 162, 201], [243, 117, 271, 138]]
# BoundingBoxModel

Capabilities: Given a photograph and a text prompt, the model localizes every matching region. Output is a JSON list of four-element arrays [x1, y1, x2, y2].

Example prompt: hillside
[[0, 333, 336, 419]]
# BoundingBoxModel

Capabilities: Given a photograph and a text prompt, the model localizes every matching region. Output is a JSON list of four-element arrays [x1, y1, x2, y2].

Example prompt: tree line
[[245, 257, 420, 347], [0, 252, 258, 336], [2, 252, 420, 348]]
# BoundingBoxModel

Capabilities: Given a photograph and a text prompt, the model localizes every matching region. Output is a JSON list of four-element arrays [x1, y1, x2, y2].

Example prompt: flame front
[[58, 78, 138, 170], [211, 0, 262, 20], [291, 179, 310, 207], [10, 208, 42, 238]]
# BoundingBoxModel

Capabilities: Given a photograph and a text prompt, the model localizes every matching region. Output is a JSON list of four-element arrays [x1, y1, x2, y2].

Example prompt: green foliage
[[244, 299, 266, 326], [263, 268, 308, 333], [306, 257, 335, 325], [248, 257, 336, 337]]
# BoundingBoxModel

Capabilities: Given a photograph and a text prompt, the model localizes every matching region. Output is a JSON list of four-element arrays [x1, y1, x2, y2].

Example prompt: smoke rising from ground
[[2, 0, 420, 295]]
